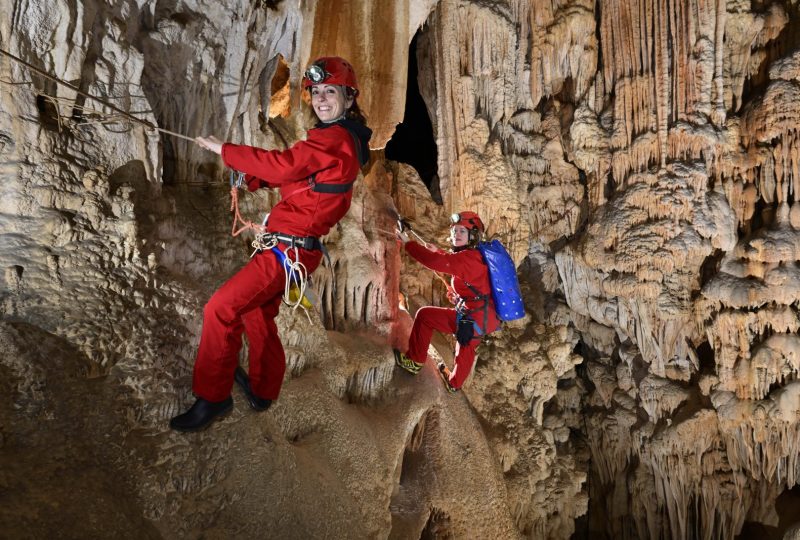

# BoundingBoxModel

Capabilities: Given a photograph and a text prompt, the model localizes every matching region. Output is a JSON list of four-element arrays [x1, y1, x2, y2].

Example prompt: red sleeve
[[244, 173, 270, 192], [221, 127, 344, 186], [405, 241, 465, 275]]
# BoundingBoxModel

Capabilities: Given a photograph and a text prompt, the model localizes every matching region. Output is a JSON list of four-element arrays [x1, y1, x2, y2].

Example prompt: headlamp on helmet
[[304, 62, 329, 85], [302, 56, 360, 96], [450, 211, 485, 232], [449, 211, 485, 246]]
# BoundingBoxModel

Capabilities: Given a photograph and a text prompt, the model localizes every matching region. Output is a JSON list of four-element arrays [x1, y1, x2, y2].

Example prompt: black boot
[[234, 366, 273, 412], [170, 396, 233, 432]]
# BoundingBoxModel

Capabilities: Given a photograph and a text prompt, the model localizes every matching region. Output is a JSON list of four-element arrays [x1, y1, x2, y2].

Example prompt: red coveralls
[[192, 123, 363, 402], [403, 241, 499, 389]]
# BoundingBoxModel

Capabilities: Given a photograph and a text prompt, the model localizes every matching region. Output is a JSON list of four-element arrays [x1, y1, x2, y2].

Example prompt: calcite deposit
[[2, 0, 800, 538]]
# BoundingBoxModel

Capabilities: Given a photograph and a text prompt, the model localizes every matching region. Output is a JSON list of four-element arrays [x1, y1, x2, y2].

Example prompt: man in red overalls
[[394, 212, 499, 392], [171, 57, 372, 431]]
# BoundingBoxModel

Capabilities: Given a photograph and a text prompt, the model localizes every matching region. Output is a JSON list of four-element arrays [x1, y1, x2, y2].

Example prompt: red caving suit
[[403, 241, 499, 389], [192, 119, 371, 402]]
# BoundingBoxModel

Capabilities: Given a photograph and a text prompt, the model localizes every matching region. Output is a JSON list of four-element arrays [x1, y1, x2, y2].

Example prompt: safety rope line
[[229, 182, 264, 238], [0, 46, 194, 142], [2, 46, 320, 322]]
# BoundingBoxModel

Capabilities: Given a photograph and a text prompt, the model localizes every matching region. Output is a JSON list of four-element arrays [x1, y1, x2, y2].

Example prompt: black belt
[[309, 176, 355, 194], [271, 231, 337, 296], [272, 232, 323, 251], [264, 230, 340, 298]]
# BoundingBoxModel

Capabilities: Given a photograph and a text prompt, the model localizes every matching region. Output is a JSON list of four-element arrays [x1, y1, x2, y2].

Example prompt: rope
[[227, 170, 268, 240], [227, 170, 316, 322], [230, 187, 265, 238], [281, 246, 312, 323], [2, 46, 328, 324], [0, 46, 194, 142]]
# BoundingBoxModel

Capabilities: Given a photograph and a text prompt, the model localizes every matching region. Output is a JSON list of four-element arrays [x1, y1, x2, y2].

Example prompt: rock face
[[2, 0, 800, 538]]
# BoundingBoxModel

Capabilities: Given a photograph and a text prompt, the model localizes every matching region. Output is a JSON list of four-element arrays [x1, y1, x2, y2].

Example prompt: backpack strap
[[345, 125, 367, 166], [306, 124, 365, 194], [459, 280, 490, 335], [308, 175, 355, 193]]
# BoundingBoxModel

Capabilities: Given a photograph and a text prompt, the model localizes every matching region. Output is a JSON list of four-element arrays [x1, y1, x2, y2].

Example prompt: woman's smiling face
[[310, 84, 353, 123]]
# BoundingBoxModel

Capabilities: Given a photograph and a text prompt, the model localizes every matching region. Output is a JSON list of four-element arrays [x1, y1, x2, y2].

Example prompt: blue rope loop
[[270, 246, 299, 285]]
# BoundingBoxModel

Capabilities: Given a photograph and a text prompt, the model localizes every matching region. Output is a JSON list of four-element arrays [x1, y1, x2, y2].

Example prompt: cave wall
[[409, 0, 800, 538], [2, 0, 800, 538]]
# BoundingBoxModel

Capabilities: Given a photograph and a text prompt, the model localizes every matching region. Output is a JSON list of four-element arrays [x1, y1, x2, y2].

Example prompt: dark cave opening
[[695, 340, 715, 375], [604, 173, 616, 201], [398, 409, 432, 486], [420, 507, 453, 540], [738, 1, 800, 111], [389, 408, 445, 538], [699, 249, 725, 290], [36, 94, 62, 131], [774, 485, 800, 536], [385, 31, 439, 200], [162, 137, 177, 186], [737, 484, 800, 540], [747, 188, 771, 235]]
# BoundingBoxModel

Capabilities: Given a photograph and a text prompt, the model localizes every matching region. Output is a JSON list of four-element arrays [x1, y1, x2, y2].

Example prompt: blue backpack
[[477, 240, 525, 321]]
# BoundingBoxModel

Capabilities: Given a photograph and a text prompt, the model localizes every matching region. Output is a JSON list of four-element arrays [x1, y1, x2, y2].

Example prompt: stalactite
[[529, 0, 596, 106], [631, 410, 746, 540], [639, 375, 691, 422], [715, 385, 800, 489], [586, 406, 637, 485], [710, 0, 726, 124]]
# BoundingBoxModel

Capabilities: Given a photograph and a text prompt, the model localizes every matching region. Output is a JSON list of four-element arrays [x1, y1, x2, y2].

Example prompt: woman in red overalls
[[171, 57, 372, 431], [394, 212, 499, 392]]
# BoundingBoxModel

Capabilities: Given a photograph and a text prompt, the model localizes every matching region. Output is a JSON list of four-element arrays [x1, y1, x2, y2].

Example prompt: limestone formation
[[3, 0, 800, 538]]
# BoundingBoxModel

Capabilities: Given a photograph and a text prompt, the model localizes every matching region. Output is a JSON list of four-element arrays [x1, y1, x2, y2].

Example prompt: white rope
[[250, 233, 278, 257], [227, 168, 316, 323], [280, 246, 313, 324], [410, 229, 433, 247]]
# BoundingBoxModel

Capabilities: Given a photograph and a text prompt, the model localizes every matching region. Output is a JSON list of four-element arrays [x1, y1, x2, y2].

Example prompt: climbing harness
[[228, 169, 351, 321], [455, 281, 491, 337], [0, 46, 195, 142], [396, 203, 578, 327], [225, 118, 367, 309], [394, 215, 490, 338], [2, 47, 368, 323], [227, 171, 313, 318]]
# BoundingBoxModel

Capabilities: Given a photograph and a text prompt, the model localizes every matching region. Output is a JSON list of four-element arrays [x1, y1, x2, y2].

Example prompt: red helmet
[[303, 56, 359, 96], [450, 211, 485, 232]]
